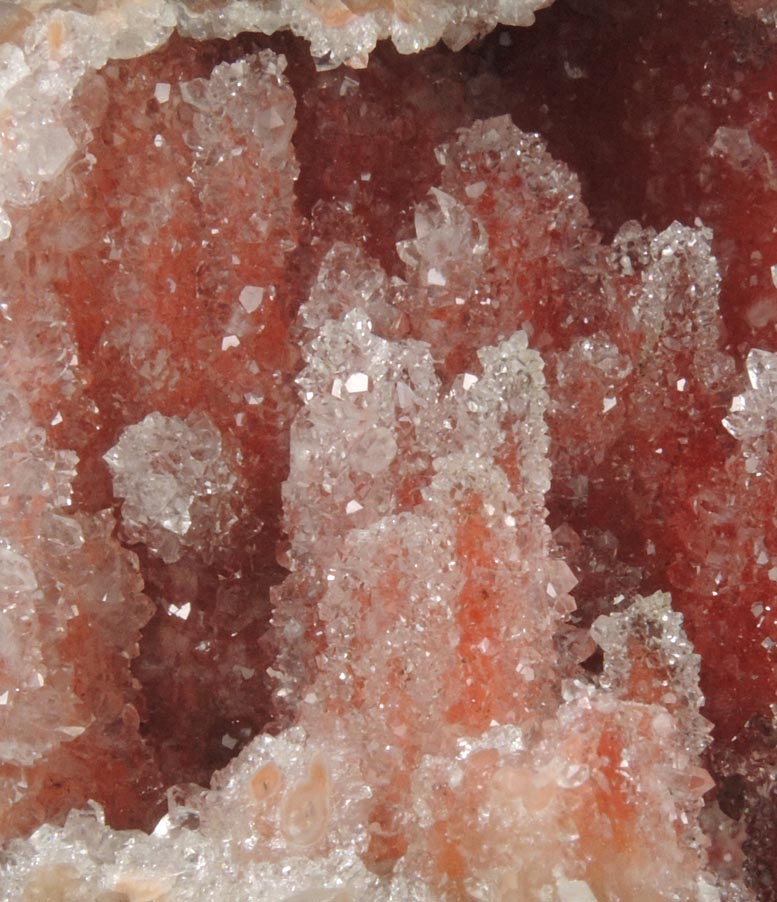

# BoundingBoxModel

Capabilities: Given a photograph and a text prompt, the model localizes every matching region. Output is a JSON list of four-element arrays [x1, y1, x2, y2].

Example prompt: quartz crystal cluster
[[0, 0, 552, 244], [1, 0, 777, 900], [104, 412, 238, 564]]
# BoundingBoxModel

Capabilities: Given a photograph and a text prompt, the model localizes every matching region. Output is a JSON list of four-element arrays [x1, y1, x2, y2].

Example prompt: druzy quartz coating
[[1, 1, 777, 900]]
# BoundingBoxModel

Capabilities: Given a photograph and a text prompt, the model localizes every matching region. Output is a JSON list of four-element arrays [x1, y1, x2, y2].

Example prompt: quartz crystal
[[1, 0, 777, 900], [104, 412, 238, 564]]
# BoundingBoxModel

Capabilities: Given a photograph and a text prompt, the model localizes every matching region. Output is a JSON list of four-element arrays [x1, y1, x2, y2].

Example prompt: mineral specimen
[[1, 0, 777, 900]]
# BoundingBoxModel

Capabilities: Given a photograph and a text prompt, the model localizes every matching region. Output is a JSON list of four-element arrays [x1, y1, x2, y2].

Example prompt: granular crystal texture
[[0, 287, 159, 841], [0, 0, 552, 241], [0, 241, 729, 897], [0, 39, 304, 835], [105, 412, 238, 564], [173, 0, 556, 64], [2, 0, 777, 899], [0, 103, 744, 898]]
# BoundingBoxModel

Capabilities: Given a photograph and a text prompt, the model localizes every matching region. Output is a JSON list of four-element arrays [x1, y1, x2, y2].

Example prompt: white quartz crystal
[[723, 348, 777, 468], [104, 412, 238, 563], [170, 0, 554, 64]]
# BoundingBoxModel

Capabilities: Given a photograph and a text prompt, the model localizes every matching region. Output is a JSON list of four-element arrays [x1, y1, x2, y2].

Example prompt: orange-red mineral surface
[[1, 0, 777, 899]]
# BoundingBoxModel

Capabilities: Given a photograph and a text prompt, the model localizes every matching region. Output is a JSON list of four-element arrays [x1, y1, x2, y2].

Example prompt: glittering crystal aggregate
[[2, 0, 777, 899]]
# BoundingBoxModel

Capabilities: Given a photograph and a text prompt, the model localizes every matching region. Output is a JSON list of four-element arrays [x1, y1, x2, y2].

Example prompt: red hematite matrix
[[1, 0, 777, 899]]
